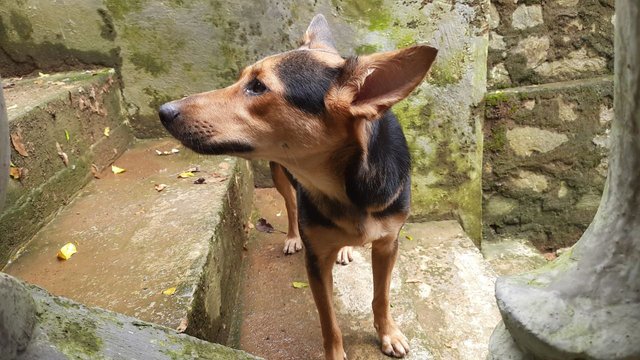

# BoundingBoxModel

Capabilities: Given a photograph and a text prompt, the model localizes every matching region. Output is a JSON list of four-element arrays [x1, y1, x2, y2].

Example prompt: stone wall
[[483, 0, 614, 251], [0, 0, 489, 242]]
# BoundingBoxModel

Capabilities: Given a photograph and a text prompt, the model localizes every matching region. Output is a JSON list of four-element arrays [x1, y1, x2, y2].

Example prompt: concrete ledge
[[4, 139, 253, 345], [1, 69, 133, 265], [1, 273, 261, 360]]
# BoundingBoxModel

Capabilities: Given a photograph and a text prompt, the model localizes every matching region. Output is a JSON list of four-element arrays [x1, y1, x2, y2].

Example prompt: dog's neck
[[281, 111, 411, 211]]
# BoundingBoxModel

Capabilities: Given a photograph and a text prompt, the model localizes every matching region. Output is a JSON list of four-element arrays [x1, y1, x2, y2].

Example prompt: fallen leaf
[[55, 142, 69, 167], [103, 127, 110, 137], [3, 82, 15, 89], [186, 166, 200, 173], [155, 184, 168, 192], [405, 235, 414, 241], [112, 165, 126, 174], [256, 218, 275, 233], [38, 72, 50, 78], [162, 287, 177, 296], [65, 129, 70, 142], [193, 177, 206, 184], [155, 148, 180, 156], [292, 281, 309, 289], [178, 171, 195, 178], [91, 164, 100, 179], [7, 104, 17, 110], [276, 211, 282, 217], [10, 131, 28, 157], [9, 167, 21, 180], [176, 318, 188, 333], [57, 243, 77, 260]]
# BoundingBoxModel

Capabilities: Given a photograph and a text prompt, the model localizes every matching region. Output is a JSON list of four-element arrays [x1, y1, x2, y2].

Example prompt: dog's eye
[[245, 78, 268, 95]]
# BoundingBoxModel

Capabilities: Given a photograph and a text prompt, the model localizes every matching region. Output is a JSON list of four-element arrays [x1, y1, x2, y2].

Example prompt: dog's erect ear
[[300, 14, 338, 53], [327, 45, 438, 121]]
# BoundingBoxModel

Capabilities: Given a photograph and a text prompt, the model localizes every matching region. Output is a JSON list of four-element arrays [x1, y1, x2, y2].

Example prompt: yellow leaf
[[111, 165, 126, 174], [178, 171, 195, 178], [65, 130, 70, 141], [292, 281, 309, 289], [9, 167, 21, 179], [405, 235, 414, 241], [104, 127, 110, 137], [57, 243, 77, 260], [163, 287, 177, 295]]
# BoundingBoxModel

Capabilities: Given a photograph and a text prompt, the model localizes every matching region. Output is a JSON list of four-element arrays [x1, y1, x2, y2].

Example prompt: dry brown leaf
[[176, 318, 188, 333], [193, 177, 206, 184], [11, 131, 28, 157], [256, 218, 275, 233], [55, 142, 69, 167], [9, 167, 21, 180], [91, 164, 100, 179], [154, 184, 168, 192]]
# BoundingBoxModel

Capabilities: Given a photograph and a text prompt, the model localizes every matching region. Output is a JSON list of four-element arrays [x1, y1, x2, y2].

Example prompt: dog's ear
[[300, 14, 338, 53], [327, 45, 438, 121]]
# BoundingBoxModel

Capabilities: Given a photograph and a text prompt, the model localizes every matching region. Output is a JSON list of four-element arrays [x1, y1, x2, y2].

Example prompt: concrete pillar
[[0, 273, 37, 360], [487, 1, 640, 359]]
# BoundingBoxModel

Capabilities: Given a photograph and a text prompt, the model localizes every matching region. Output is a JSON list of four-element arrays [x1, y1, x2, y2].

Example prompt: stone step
[[1, 69, 133, 265], [2, 273, 262, 360], [237, 188, 502, 360], [3, 138, 254, 345]]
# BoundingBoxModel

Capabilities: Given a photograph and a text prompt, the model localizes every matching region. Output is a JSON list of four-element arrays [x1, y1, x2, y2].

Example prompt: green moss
[[355, 44, 379, 55], [48, 319, 103, 358], [428, 51, 466, 87], [143, 87, 173, 111], [332, 0, 392, 31], [130, 51, 170, 76], [484, 91, 512, 107], [486, 125, 507, 152], [9, 10, 33, 41], [104, 0, 147, 20]]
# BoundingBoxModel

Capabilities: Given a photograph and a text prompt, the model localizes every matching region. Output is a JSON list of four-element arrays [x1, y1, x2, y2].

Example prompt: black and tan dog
[[159, 15, 437, 359]]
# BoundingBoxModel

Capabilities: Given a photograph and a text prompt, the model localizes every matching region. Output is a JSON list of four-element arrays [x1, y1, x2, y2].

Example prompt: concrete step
[[1, 69, 132, 265], [2, 273, 262, 360], [237, 189, 502, 360], [3, 138, 254, 345]]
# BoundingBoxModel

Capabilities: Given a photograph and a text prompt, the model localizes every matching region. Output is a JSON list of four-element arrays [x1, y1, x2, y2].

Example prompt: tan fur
[[161, 15, 437, 359]]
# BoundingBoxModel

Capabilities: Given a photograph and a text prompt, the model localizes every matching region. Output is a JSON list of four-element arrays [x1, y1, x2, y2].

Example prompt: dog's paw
[[283, 237, 303, 254], [379, 329, 410, 358], [335, 246, 354, 265]]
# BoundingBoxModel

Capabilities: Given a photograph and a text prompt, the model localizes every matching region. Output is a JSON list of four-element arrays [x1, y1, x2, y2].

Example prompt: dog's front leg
[[304, 241, 345, 360], [372, 237, 410, 358]]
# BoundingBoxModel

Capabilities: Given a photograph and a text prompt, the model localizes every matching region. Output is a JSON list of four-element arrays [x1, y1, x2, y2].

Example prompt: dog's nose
[[158, 103, 180, 124]]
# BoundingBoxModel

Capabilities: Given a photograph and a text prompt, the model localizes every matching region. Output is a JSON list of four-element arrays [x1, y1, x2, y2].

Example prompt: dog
[[159, 14, 437, 359]]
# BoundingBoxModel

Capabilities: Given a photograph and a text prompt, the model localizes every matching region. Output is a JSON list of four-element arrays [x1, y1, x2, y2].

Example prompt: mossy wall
[[0, 0, 488, 243], [483, 0, 615, 251]]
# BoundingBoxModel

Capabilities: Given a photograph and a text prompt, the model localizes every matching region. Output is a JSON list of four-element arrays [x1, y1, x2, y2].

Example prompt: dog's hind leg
[[304, 240, 346, 360], [372, 236, 409, 358], [270, 161, 303, 254]]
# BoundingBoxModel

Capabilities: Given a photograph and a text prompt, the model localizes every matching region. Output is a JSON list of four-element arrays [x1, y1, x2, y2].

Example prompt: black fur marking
[[297, 186, 336, 228], [372, 180, 411, 218], [184, 140, 254, 155], [276, 51, 340, 114], [345, 111, 411, 210], [302, 232, 322, 280]]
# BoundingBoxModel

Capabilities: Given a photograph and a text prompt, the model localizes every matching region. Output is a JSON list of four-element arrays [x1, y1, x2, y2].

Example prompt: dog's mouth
[[182, 139, 255, 155]]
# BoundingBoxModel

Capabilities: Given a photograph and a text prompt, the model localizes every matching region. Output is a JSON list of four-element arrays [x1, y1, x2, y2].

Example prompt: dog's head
[[159, 15, 437, 163]]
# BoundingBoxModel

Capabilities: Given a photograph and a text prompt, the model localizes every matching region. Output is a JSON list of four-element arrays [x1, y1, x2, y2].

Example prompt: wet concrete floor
[[238, 189, 502, 360]]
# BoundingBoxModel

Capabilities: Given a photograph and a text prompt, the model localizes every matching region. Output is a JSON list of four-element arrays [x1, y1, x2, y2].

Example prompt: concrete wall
[[483, 0, 614, 251], [0, 0, 489, 242]]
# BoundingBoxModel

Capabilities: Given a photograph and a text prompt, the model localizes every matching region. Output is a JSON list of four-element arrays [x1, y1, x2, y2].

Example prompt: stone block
[[489, 0, 614, 88]]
